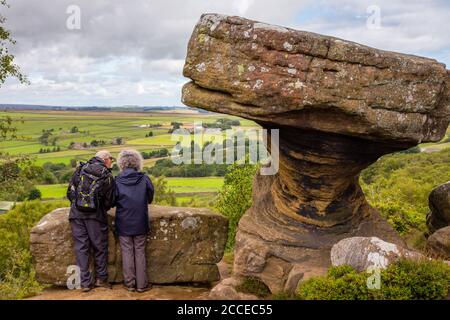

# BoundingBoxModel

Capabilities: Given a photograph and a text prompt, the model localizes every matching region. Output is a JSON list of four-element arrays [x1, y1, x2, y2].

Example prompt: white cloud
[[0, 0, 448, 106]]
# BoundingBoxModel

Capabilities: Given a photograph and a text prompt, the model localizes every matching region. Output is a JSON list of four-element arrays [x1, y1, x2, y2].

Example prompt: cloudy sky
[[1, 0, 449, 107]]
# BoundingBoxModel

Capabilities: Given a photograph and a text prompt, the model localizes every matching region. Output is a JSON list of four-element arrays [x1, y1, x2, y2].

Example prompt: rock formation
[[30, 205, 228, 286], [427, 181, 450, 233], [182, 14, 450, 293]]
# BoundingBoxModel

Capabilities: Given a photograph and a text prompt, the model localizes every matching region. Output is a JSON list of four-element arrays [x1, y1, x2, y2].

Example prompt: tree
[[0, 1, 27, 143], [27, 188, 42, 200], [152, 176, 176, 206], [70, 159, 77, 168], [0, 0, 28, 85], [0, 115, 17, 140], [38, 130, 53, 145]]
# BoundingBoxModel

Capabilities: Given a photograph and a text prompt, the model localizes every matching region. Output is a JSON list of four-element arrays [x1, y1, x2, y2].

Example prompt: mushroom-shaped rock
[[182, 14, 450, 293], [30, 205, 228, 286]]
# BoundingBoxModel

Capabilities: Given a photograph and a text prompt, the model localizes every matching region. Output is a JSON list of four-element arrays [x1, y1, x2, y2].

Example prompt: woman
[[114, 149, 154, 292]]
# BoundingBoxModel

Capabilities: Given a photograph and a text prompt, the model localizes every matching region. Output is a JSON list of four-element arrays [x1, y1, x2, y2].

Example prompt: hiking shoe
[[95, 279, 112, 289], [137, 284, 152, 293], [81, 287, 92, 293]]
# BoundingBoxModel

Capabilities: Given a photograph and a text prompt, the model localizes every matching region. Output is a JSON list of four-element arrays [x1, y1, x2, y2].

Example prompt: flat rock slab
[[30, 205, 228, 286]]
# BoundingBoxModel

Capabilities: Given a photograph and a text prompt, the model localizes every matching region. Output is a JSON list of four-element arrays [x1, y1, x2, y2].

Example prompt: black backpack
[[74, 163, 108, 212]]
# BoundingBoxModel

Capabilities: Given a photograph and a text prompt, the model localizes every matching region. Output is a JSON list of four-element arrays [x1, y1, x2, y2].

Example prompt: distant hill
[[0, 104, 209, 113]]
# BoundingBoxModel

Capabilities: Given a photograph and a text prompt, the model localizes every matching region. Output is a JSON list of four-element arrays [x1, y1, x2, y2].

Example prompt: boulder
[[182, 14, 450, 293], [427, 181, 450, 233], [30, 205, 228, 286], [426, 226, 450, 259], [331, 237, 423, 272]]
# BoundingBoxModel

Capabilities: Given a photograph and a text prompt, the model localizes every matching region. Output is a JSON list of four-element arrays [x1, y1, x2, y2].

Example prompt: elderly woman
[[115, 149, 154, 292]]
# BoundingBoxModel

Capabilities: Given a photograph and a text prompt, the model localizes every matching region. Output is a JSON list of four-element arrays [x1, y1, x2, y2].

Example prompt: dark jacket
[[67, 157, 115, 223], [114, 168, 154, 236]]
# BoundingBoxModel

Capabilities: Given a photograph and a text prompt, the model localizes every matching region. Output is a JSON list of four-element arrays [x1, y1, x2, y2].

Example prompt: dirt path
[[27, 284, 212, 300], [27, 261, 232, 300]]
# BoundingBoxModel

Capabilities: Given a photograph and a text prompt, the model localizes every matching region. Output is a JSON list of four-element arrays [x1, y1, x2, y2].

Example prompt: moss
[[236, 277, 271, 298]]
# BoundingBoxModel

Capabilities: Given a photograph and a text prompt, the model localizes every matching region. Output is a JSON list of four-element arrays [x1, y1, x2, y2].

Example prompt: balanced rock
[[331, 237, 423, 272], [30, 205, 228, 286], [427, 181, 450, 233], [426, 226, 450, 259], [182, 14, 450, 293]]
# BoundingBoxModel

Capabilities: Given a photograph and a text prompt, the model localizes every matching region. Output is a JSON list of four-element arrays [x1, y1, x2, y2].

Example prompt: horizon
[[0, 103, 187, 108]]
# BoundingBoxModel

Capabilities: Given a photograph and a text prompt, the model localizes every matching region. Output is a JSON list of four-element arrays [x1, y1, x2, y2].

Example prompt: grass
[[36, 184, 67, 199], [37, 177, 224, 200]]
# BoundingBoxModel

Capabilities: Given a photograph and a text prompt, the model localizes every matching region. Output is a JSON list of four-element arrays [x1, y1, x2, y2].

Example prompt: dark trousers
[[70, 219, 109, 288], [119, 235, 148, 289]]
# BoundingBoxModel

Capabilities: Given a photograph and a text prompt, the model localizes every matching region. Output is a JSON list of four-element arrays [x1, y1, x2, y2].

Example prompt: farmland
[[0, 109, 258, 166], [0, 109, 256, 203]]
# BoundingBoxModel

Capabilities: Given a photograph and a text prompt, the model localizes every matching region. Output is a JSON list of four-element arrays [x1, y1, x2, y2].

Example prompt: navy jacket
[[114, 168, 154, 236], [67, 157, 115, 224]]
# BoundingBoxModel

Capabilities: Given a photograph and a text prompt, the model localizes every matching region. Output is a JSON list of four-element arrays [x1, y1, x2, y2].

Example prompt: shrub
[[0, 200, 68, 299], [215, 162, 258, 251], [297, 259, 450, 300], [27, 188, 41, 200]]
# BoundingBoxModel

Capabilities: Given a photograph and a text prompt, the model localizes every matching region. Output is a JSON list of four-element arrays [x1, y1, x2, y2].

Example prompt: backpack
[[73, 162, 109, 212]]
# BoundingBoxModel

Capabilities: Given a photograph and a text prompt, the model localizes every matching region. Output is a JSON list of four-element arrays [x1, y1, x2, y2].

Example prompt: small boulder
[[426, 226, 450, 259], [427, 181, 450, 233], [331, 237, 422, 272]]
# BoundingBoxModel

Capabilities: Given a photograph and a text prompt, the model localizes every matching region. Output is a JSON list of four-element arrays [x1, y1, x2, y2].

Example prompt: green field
[[37, 177, 224, 200], [1, 110, 258, 166]]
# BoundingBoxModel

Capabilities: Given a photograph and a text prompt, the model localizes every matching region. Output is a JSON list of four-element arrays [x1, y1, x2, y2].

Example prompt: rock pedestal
[[30, 205, 228, 286], [182, 14, 450, 293]]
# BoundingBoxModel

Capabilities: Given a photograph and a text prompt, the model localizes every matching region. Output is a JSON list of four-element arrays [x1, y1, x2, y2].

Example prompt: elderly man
[[67, 150, 115, 292]]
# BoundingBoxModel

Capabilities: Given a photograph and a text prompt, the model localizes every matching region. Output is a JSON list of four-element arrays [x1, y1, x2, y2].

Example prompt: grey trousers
[[70, 219, 108, 288], [119, 235, 148, 289]]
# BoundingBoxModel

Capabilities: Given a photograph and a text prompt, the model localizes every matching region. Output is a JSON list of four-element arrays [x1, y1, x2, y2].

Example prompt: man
[[67, 150, 115, 292]]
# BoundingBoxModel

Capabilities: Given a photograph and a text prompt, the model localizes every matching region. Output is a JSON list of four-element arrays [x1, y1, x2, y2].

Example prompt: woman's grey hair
[[118, 149, 144, 171]]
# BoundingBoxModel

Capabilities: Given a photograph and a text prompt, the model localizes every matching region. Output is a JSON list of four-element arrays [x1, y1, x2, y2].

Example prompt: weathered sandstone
[[182, 14, 450, 293]]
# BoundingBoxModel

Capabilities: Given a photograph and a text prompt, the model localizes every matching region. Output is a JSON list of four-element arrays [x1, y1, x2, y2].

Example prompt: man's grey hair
[[95, 150, 113, 160], [118, 149, 144, 171]]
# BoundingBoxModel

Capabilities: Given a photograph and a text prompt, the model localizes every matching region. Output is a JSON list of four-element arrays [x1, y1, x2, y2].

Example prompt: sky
[[0, 0, 449, 107]]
